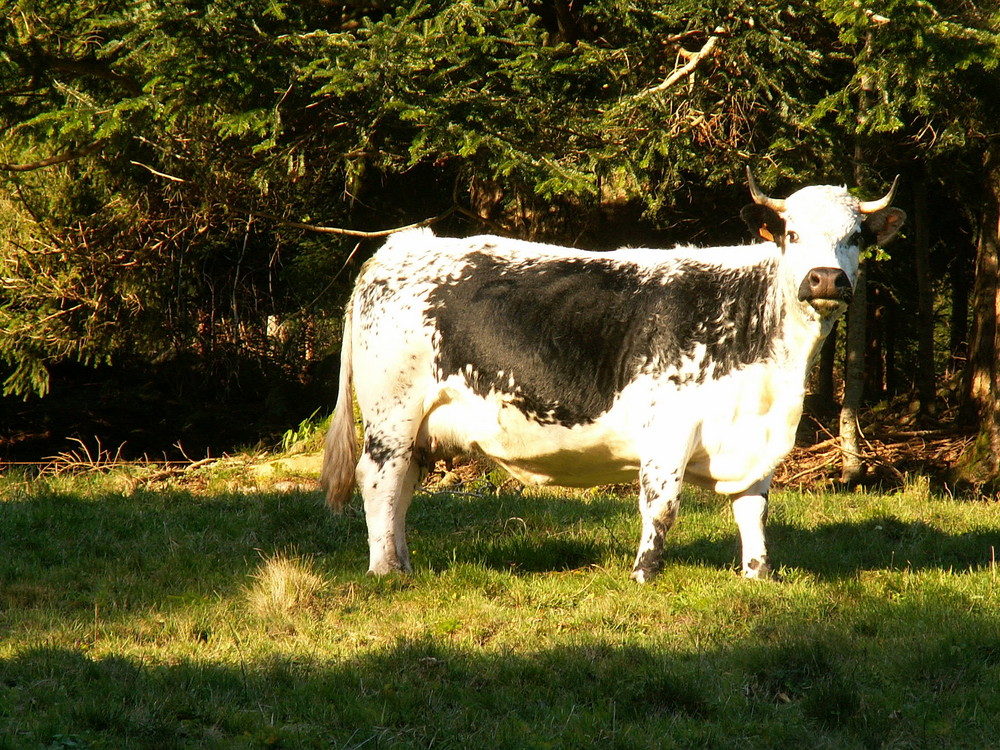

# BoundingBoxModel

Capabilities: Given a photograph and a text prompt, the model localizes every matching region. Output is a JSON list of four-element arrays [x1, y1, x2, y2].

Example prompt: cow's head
[[741, 168, 906, 317]]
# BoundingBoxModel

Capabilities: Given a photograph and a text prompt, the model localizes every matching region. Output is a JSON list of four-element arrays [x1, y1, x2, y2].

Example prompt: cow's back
[[354, 231, 782, 417]]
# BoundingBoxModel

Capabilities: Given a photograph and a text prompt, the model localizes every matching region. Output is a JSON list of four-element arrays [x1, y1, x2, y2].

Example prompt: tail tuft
[[319, 309, 358, 511]]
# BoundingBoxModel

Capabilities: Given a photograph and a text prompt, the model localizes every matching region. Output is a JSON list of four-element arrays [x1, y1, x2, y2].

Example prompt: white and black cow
[[321, 169, 905, 581]]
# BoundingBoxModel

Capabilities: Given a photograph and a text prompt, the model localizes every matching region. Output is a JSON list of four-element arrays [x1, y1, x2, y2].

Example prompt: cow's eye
[[787, 231, 800, 244]]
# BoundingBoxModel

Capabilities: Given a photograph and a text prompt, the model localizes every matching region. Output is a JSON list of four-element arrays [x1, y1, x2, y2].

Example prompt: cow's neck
[[775, 286, 840, 380]]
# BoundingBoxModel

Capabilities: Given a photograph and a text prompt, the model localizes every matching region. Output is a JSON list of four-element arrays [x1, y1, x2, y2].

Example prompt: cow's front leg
[[732, 476, 774, 579], [630, 461, 684, 583]]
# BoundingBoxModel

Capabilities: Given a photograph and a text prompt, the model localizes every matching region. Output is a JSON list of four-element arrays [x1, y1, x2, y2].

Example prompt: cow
[[321, 169, 905, 582]]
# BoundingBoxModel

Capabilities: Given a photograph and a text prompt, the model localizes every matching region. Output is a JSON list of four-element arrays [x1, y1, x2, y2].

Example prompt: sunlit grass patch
[[245, 551, 327, 620]]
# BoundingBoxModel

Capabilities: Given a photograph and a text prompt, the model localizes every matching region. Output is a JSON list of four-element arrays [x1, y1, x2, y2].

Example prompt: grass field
[[1, 459, 998, 749]]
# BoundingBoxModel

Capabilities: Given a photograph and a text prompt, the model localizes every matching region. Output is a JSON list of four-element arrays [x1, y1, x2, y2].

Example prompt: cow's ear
[[863, 207, 907, 246], [741, 204, 785, 245]]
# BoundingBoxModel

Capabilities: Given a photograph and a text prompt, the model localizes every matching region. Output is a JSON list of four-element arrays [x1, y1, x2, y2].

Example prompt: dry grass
[[246, 551, 328, 619]]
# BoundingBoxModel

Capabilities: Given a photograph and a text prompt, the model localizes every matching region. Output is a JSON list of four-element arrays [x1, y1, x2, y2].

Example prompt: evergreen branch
[[43, 56, 143, 97]]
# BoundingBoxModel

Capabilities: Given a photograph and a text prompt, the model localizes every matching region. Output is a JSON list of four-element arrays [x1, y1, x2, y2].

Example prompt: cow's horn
[[746, 166, 786, 213], [858, 175, 900, 214]]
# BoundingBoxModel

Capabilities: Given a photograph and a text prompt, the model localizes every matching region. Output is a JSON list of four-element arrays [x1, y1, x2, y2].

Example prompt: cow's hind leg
[[630, 460, 684, 583], [732, 475, 774, 579], [356, 427, 421, 575]]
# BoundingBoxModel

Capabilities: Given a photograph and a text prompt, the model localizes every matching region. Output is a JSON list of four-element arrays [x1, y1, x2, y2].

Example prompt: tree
[[0, 0, 359, 395], [963, 145, 1000, 479], [0, 0, 855, 397], [3, 0, 1000, 475], [811, 1, 1000, 479]]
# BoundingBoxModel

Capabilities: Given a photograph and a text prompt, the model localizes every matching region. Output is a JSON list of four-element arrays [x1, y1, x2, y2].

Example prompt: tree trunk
[[913, 169, 936, 414], [961, 147, 1000, 479], [865, 283, 886, 398], [840, 265, 868, 484], [841, 81, 870, 483], [949, 241, 970, 374], [816, 322, 838, 410], [883, 293, 897, 395]]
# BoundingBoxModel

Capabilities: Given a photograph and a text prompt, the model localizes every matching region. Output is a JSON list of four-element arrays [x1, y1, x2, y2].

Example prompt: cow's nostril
[[799, 267, 851, 302]]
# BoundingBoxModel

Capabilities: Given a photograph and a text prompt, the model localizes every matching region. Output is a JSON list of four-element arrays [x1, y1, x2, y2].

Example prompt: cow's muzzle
[[798, 267, 853, 305]]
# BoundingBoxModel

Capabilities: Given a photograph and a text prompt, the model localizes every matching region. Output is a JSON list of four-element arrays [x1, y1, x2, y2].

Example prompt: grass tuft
[[245, 551, 327, 620]]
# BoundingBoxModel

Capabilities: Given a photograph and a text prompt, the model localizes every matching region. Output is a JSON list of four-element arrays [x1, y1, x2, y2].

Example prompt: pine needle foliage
[[1, 0, 998, 396]]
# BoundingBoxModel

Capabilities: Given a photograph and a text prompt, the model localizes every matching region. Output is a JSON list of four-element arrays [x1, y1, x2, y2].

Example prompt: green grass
[[1, 465, 998, 749]]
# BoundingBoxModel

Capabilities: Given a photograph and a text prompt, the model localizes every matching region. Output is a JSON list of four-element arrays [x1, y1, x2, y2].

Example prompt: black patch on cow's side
[[425, 251, 783, 426], [356, 277, 393, 325], [364, 430, 407, 468]]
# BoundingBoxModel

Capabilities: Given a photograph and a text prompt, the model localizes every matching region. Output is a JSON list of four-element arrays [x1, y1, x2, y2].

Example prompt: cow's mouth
[[808, 298, 850, 316]]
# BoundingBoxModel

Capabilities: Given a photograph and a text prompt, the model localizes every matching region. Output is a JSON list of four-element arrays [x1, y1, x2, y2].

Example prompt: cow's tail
[[321, 303, 358, 512]]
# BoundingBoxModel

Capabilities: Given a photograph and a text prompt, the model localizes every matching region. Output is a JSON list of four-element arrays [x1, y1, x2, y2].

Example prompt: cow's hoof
[[741, 558, 778, 581], [629, 568, 656, 584], [367, 562, 409, 576]]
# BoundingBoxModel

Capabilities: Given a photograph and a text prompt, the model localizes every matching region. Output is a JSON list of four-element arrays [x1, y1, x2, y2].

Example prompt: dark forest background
[[2, 0, 1000, 483]]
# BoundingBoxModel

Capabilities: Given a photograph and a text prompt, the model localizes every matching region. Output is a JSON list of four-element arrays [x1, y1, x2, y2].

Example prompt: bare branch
[[0, 139, 108, 172], [129, 160, 186, 183], [252, 206, 458, 239], [634, 27, 725, 100]]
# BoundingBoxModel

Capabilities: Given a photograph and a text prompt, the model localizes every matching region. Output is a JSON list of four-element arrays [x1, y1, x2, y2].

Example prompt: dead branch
[[776, 427, 977, 488], [0, 139, 108, 172], [635, 27, 725, 100], [130, 160, 186, 183], [880, 428, 973, 439], [797, 436, 841, 453], [252, 205, 458, 239], [140, 457, 218, 485]]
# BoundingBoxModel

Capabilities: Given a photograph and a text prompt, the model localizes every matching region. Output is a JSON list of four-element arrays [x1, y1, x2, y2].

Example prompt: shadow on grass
[[660, 516, 998, 581], [763, 517, 1000, 579], [412, 490, 999, 579], [1, 485, 997, 613], [3, 604, 1000, 749], [655, 517, 999, 582], [0, 487, 352, 615]]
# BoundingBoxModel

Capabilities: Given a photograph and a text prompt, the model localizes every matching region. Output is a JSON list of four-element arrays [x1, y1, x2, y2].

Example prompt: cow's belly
[[419, 365, 806, 495], [684, 368, 805, 494], [420, 386, 642, 487]]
